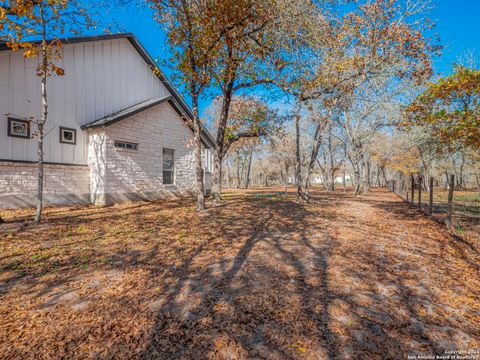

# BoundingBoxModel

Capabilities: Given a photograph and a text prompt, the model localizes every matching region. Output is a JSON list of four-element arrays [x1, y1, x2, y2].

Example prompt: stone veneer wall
[[0, 161, 90, 209], [0, 103, 212, 209], [88, 102, 200, 205]]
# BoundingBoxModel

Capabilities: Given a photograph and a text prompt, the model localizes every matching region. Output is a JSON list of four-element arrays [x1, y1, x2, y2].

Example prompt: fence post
[[411, 175, 415, 204], [406, 178, 409, 201], [418, 176, 422, 209], [393, 180, 396, 194], [429, 177, 434, 216], [446, 174, 455, 228]]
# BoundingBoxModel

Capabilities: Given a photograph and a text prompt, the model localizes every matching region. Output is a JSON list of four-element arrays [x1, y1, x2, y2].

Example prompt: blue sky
[[431, 0, 480, 74], [103, 0, 480, 116]]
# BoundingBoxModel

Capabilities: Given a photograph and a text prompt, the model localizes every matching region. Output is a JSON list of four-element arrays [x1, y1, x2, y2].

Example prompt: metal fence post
[[429, 177, 434, 216], [418, 176, 422, 209], [411, 175, 415, 204], [446, 174, 455, 228]]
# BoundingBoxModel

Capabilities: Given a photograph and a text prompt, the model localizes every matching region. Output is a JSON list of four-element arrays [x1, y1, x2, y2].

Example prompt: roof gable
[[0, 33, 215, 148]]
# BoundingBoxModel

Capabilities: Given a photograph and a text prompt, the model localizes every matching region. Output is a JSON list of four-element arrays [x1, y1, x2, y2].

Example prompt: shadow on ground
[[0, 189, 478, 359]]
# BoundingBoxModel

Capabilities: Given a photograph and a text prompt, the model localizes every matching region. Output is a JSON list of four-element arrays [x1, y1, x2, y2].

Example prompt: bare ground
[[0, 188, 479, 359]]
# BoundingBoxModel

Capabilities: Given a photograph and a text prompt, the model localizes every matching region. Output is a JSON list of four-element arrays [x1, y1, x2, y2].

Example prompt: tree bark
[[192, 95, 205, 211], [245, 144, 253, 189], [236, 151, 241, 188], [381, 165, 387, 187], [294, 98, 303, 200], [353, 160, 362, 196], [35, 38, 48, 224], [211, 152, 223, 202], [211, 74, 235, 202], [363, 159, 370, 193], [225, 161, 231, 189], [305, 122, 324, 195], [327, 127, 335, 191], [459, 151, 465, 189]]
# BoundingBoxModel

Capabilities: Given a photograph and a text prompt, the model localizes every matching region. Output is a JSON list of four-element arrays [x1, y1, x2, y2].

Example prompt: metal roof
[[0, 33, 216, 148], [81, 96, 172, 129]]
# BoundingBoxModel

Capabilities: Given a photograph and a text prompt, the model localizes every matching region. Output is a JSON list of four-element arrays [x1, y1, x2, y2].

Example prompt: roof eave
[[80, 96, 172, 130], [0, 32, 216, 149]]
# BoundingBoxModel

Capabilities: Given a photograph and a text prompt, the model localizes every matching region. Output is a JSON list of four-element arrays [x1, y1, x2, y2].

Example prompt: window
[[114, 141, 138, 151], [204, 149, 213, 174], [163, 148, 174, 185], [59, 127, 76, 145], [7, 118, 30, 139]]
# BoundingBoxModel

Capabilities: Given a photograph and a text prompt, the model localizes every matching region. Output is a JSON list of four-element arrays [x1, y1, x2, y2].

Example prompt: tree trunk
[[192, 95, 205, 211], [363, 159, 370, 193], [35, 122, 45, 224], [245, 145, 253, 189], [236, 152, 241, 189], [211, 152, 222, 202], [459, 151, 465, 189], [327, 128, 335, 191], [305, 122, 324, 196], [35, 40, 48, 224], [381, 166, 387, 187], [353, 161, 361, 196], [375, 164, 380, 187], [212, 76, 234, 202], [226, 161, 231, 189], [294, 98, 303, 200]]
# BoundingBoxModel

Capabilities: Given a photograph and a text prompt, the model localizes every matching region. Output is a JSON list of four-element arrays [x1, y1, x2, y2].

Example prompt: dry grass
[[0, 188, 479, 359], [421, 188, 480, 238]]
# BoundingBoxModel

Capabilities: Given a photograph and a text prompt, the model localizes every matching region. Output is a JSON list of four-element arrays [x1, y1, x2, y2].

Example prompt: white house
[[0, 33, 215, 208]]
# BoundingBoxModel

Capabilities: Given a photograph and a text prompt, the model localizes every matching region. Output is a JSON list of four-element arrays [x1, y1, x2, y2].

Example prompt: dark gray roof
[[0, 33, 216, 148], [81, 96, 214, 148], [81, 96, 172, 129]]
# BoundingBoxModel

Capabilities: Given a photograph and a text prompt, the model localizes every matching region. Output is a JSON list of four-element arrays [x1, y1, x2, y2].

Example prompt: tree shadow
[[2, 189, 479, 359]]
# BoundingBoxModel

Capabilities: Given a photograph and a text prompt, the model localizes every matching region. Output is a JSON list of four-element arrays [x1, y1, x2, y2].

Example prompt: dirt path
[[0, 189, 479, 359]]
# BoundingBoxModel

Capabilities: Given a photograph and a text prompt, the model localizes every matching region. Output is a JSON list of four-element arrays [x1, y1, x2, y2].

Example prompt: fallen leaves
[[0, 188, 479, 359]]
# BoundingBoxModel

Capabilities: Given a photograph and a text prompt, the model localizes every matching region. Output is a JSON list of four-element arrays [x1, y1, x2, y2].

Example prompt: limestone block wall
[[0, 102, 213, 208], [0, 161, 90, 208], [88, 102, 200, 205]]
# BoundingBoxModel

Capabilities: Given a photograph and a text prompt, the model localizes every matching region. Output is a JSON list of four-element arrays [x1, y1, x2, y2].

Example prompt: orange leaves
[[51, 64, 64, 76], [23, 45, 38, 58], [1, 189, 480, 358], [1, 0, 92, 82], [404, 65, 480, 149]]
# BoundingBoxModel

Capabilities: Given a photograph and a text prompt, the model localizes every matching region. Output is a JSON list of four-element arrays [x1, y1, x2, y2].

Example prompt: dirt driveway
[[1, 188, 479, 359]]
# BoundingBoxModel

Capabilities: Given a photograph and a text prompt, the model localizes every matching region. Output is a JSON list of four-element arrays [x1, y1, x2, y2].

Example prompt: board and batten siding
[[0, 38, 169, 165]]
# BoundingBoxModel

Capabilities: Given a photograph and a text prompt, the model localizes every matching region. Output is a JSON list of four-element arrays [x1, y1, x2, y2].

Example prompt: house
[[0, 33, 215, 209]]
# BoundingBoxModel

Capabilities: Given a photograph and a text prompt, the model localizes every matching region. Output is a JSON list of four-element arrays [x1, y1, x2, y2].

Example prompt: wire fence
[[386, 175, 480, 238]]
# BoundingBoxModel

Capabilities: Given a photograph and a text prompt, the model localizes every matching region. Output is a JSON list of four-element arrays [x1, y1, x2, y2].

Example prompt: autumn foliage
[[405, 65, 480, 149]]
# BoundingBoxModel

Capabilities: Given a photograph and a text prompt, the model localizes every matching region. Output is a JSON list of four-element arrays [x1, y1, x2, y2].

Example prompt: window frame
[[114, 140, 139, 151], [7, 117, 30, 139], [59, 126, 77, 145], [162, 148, 175, 185]]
